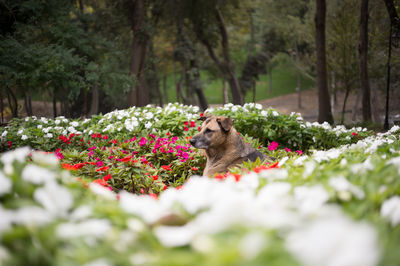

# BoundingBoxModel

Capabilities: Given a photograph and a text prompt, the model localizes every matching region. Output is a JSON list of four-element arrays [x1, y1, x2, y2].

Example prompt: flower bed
[[0, 103, 400, 265]]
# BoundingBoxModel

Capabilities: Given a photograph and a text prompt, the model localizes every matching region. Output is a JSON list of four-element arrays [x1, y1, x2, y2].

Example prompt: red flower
[[121, 156, 132, 162], [149, 193, 158, 199], [200, 113, 204, 117], [190, 121, 196, 127], [198, 126, 201, 131], [352, 132, 358, 136], [184, 121, 189, 126], [191, 167, 198, 171], [152, 175, 159, 181], [61, 163, 75, 170], [96, 166, 110, 172], [103, 174, 112, 181], [92, 178, 108, 187], [176, 185, 183, 190], [161, 165, 172, 171], [7, 141, 12, 148], [184, 127, 189, 131]]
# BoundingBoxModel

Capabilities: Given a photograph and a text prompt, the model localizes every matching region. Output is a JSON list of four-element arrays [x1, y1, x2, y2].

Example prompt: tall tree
[[190, 1, 244, 105], [127, 0, 149, 107], [315, 0, 334, 124], [359, 0, 372, 122]]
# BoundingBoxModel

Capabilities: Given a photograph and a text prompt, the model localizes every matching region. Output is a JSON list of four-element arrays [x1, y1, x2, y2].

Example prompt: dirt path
[[258, 88, 400, 124]]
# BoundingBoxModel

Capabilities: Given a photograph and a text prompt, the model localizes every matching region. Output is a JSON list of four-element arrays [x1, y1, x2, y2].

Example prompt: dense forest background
[[0, 0, 399, 125]]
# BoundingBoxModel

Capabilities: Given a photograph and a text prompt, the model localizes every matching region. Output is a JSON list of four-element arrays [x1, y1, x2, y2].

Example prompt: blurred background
[[0, 0, 399, 125]]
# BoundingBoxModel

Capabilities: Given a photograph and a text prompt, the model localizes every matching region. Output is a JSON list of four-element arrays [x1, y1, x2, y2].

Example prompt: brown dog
[[189, 115, 267, 177]]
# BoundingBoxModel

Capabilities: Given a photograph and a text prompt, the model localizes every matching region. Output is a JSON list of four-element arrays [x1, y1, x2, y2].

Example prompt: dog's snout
[[189, 138, 197, 146]]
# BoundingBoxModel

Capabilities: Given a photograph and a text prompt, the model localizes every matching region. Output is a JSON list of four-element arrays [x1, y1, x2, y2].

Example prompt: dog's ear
[[197, 113, 211, 122], [216, 117, 234, 132]]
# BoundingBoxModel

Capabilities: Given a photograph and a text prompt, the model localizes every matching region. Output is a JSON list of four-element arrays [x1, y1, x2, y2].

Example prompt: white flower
[[22, 164, 57, 185], [0, 206, 13, 234], [381, 196, 400, 227], [31, 151, 59, 166], [145, 122, 152, 129], [145, 112, 154, 120], [34, 181, 73, 216], [191, 234, 215, 254], [0, 130, 7, 138], [67, 126, 76, 133], [70, 205, 93, 221], [293, 155, 308, 166], [261, 110, 268, 117], [45, 133, 53, 138], [56, 219, 112, 239], [387, 156, 400, 175], [259, 168, 288, 181], [17, 129, 23, 135], [278, 156, 289, 166], [14, 206, 54, 227], [55, 119, 61, 125], [83, 259, 112, 266], [37, 124, 43, 129], [303, 160, 317, 178], [21, 135, 28, 140], [329, 176, 365, 200], [1, 147, 31, 166], [286, 213, 380, 266], [0, 246, 9, 265], [0, 171, 12, 196], [154, 225, 196, 247], [272, 111, 279, 117], [70, 121, 79, 127], [293, 185, 329, 214], [89, 183, 117, 201], [239, 232, 267, 260], [119, 191, 167, 224]]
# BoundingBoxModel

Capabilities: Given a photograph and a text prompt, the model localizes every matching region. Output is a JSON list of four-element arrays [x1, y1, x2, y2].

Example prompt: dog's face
[[189, 116, 234, 149]]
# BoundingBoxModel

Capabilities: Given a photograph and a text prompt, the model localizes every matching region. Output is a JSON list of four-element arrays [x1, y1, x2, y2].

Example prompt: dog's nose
[[189, 138, 196, 146]]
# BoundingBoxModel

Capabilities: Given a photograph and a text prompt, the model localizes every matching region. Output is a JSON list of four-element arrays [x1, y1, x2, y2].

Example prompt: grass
[[164, 61, 315, 104]]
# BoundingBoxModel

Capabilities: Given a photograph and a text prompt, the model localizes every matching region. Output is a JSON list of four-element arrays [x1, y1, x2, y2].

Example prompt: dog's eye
[[205, 128, 214, 134]]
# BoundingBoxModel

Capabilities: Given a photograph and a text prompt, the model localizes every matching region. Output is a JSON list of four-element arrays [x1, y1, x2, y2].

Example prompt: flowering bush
[[0, 124, 399, 265]]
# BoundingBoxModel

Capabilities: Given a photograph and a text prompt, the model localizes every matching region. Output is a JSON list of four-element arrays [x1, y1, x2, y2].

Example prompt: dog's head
[[189, 115, 234, 149]]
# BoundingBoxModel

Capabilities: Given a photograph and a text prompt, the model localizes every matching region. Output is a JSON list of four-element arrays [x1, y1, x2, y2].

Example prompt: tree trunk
[[190, 59, 208, 111], [0, 88, 4, 123], [222, 80, 228, 104], [359, 0, 372, 122], [216, 9, 243, 105], [194, 9, 243, 105], [315, 0, 334, 124], [6, 86, 18, 118], [163, 75, 168, 104], [371, 84, 381, 123], [352, 89, 361, 122], [89, 87, 99, 116], [295, 44, 302, 109], [127, 0, 149, 107], [24, 88, 32, 116], [52, 90, 57, 118], [341, 85, 351, 124]]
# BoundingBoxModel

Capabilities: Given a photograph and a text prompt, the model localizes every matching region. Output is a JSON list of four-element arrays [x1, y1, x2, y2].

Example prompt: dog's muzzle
[[189, 137, 208, 149]]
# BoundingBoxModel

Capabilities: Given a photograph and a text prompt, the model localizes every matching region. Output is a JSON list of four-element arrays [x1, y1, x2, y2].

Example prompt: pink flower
[[96, 161, 104, 167], [268, 141, 279, 151], [296, 150, 303, 155], [139, 137, 147, 147], [284, 148, 292, 152]]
